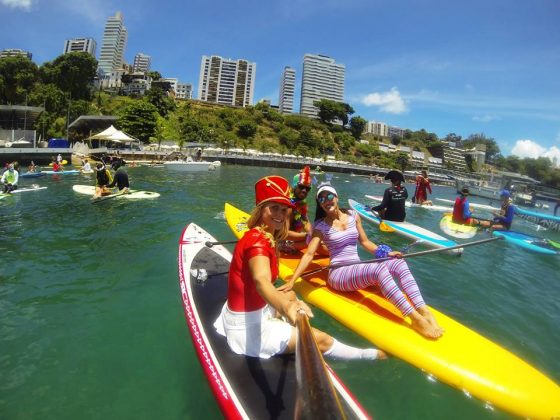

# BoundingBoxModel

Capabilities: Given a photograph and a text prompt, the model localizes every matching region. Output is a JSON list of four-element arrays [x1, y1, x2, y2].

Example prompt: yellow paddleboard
[[439, 213, 478, 239], [224, 202, 560, 419]]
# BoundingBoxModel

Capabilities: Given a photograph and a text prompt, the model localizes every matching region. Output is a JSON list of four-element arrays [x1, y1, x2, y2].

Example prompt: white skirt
[[214, 303, 293, 359]]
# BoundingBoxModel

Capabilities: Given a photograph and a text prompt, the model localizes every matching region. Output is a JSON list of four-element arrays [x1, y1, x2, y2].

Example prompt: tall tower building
[[299, 54, 345, 118], [198, 55, 256, 107], [278, 66, 295, 114], [63, 38, 96, 56], [133, 53, 151, 73], [98, 11, 128, 76]]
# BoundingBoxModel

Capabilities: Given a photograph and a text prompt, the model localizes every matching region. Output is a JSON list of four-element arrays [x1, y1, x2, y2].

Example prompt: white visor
[[316, 185, 337, 199]]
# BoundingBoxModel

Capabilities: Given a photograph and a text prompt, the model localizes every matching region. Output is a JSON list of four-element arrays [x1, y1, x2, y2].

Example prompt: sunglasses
[[318, 193, 336, 204], [297, 184, 311, 192]]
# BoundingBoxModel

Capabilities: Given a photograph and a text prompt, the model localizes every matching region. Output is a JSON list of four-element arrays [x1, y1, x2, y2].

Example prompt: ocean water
[[1, 165, 559, 420]]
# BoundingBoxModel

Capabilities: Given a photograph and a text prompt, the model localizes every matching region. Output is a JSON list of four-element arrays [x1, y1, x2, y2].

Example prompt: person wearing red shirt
[[214, 175, 386, 361], [414, 170, 432, 205]]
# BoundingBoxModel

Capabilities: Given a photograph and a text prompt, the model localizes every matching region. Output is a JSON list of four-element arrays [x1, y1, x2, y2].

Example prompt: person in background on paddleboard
[[477, 190, 515, 231], [452, 187, 475, 225], [56, 154, 62, 164], [371, 170, 408, 222], [81, 159, 92, 172], [93, 163, 113, 198], [1, 163, 19, 193], [28, 161, 37, 173], [283, 183, 443, 339], [52, 158, 63, 173], [214, 175, 387, 361], [413, 169, 432, 205], [107, 161, 129, 194]]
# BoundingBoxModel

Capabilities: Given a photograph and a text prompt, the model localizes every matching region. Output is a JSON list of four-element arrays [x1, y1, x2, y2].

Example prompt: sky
[[1, 0, 559, 163]]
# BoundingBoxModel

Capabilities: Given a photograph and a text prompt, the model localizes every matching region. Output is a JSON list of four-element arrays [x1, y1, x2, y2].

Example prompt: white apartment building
[[63, 38, 96, 56], [98, 11, 128, 76], [161, 78, 178, 95], [366, 121, 388, 137], [388, 125, 405, 138], [133, 53, 151, 73], [198, 55, 256, 107], [279, 66, 295, 114], [176, 83, 193, 100], [299, 54, 345, 118], [0, 49, 32, 60]]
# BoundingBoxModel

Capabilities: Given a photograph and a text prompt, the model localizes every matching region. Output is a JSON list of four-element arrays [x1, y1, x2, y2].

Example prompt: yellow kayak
[[224, 202, 560, 419], [49, 159, 68, 166], [439, 213, 478, 239]]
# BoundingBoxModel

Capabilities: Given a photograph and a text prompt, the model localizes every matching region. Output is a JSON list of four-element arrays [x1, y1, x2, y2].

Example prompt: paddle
[[205, 240, 238, 247], [300, 236, 503, 278], [294, 310, 347, 419], [369, 209, 395, 232], [91, 189, 128, 204]]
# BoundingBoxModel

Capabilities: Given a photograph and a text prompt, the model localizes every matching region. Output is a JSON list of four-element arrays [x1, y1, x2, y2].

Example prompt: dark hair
[[314, 198, 350, 222]]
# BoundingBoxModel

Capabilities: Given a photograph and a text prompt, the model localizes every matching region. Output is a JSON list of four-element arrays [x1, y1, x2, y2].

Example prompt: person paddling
[[371, 170, 408, 222], [1, 164, 19, 194], [477, 190, 515, 232], [283, 183, 443, 339], [214, 175, 387, 361], [413, 170, 433, 205], [93, 163, 113, 198], [107, 161, 130, 194], [452, 187, 475, 225]]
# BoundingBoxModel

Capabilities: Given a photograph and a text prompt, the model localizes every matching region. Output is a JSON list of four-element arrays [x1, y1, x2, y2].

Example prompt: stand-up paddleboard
[[41, 170, 80, 175], [436, 198, 499, 212], [1, 186, 47, 196], [224, 202, 560, 419], [492, 230, 560, 255], [20, 172, 45, 178], [80, 169, 94, 174], [349, 198, 462, 255], [178, 222, 370, 419], [439, 213, 478, 239], [514, 207, 560, 232], [72, 185, 160, 200], [365, 195, 452, 212]]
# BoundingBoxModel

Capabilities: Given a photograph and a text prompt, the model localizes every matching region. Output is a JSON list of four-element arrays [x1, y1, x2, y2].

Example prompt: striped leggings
[[328, 259, 425, 316]]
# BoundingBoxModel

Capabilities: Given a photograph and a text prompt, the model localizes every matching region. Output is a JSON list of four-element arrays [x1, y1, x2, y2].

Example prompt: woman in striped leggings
[[283, 184, 443, 339]]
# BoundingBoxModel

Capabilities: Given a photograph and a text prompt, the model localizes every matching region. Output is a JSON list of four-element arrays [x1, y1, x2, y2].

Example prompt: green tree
[[145, 87, 176, 117], [463, 133, 501, 163], [278, 128, 299, 149], [39, 52, 97, 100], [147, 71, 162, 80], [349, 116, 367, 139], [237, 119, 257, 138], [0, 56, 38, 104], [118, 101, 158, 143], [313, 99, 354, 126], [395, 152, 410, 172]]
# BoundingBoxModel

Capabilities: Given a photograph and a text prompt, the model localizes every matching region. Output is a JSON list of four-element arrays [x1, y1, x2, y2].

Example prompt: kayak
[[348, 198, 462, 255], [72, 185, 160, 200], [492, 230, 560, 255], [178, 222, 370, 419], [365, 194, 452, 212], [41, 170, 80, 175], [514, 207, 560, 232], [1, 186, 48, 196], [435, 198, 499, 212], [20, 172, 45, 178], [439, 213, 478, 239], [224, 202, 560, 419]]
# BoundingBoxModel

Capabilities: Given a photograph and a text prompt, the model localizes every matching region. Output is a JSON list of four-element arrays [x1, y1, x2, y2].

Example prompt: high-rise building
[[98, 11, 128, 76], [63, 38, 96, 56], [176, 83, 193, 100], [0, 49, 32, 60], [299, 54, 345, 118], [198, 55, 256, 107], [278, 66, 295, 114], [133, 53, 151, 73]]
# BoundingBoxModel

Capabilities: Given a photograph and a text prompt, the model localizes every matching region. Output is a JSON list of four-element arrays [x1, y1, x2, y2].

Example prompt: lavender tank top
[[313, 211, 361, 266]]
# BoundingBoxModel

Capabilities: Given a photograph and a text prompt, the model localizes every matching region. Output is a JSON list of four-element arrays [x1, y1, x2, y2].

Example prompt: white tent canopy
[[89, 125, 119, 140], [88, 125, 138, 144]]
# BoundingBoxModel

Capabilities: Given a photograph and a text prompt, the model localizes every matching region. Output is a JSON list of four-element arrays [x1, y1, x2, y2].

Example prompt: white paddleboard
[[1, 186, 48, 196], [72, 185, 160, 199], [365, 195, 452, 212]]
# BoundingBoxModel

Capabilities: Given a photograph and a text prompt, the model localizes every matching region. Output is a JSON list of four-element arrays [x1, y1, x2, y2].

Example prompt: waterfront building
[[198, 55, 256, 107], [63, 38, 96, 56], [366, 121, 389, 137], [133, 53, 151, 73], [176, 83, 193, 100], [279, 66, 295, 114], [299, 54, 345, 118], [388, 125, 405, 139], [442, 141, 468, 171], [0, 49, 32, 60], [98, 11, 128, 76]]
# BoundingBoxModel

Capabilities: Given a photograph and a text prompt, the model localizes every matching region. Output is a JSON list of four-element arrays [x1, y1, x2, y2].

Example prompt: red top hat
[[255, 175, 295, 208]]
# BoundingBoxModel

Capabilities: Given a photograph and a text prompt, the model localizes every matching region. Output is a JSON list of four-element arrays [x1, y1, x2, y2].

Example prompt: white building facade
[[63, 38, 96, 56], [98, 11, 128, 76], [299, 54, 345, 118], [278, 66, 295, 114], [0, 49, 32, 59], [176, 83, 193, 100], [198, 55, 256, 107], [133, 53, 151, 73], [366, 121, 388, 137]]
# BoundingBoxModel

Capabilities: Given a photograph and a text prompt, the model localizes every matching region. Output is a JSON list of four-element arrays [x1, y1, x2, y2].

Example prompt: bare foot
[[377, 350, 388, 360], [417, 306, 445, 335], [410, 311, 442, 339]]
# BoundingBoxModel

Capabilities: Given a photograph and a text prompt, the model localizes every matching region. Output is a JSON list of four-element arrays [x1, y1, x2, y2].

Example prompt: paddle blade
[[379, 221, 395, 232]]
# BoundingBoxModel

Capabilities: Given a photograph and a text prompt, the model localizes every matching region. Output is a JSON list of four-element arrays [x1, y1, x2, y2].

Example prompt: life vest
[[453, 196, 470, 224], [3, 170, 17, 184]]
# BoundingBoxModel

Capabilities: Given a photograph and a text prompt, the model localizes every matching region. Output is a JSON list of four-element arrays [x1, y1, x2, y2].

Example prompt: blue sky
[[1, 0, 559, 163]]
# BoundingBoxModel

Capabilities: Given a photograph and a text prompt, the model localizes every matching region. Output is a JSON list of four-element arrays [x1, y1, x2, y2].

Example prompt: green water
[[1, 165, 559, 420]]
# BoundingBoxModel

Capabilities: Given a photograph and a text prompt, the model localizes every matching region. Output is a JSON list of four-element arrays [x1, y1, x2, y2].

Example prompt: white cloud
[[361, 87, 408, 114], [472, 115, 500, 122], [511, 139, 560, 166], [1, 0, 32, 9]]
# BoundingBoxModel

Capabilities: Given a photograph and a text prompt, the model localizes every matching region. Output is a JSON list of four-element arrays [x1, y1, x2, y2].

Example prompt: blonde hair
[[247, 202, 289, 243]]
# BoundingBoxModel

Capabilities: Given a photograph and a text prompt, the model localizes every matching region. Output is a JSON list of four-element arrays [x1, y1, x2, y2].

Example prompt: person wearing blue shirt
[[478, 190, 515, 231]]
